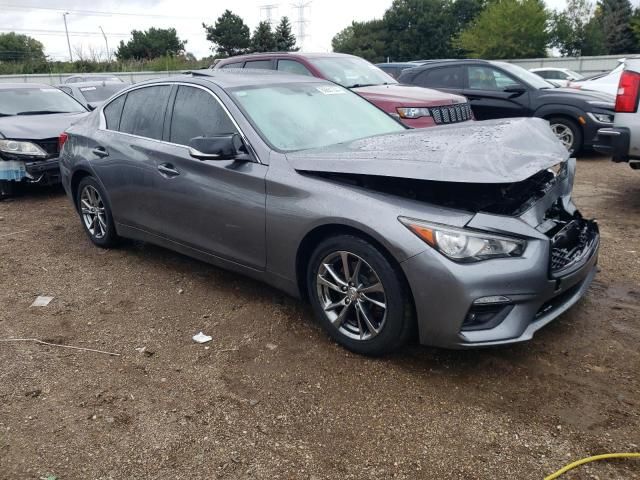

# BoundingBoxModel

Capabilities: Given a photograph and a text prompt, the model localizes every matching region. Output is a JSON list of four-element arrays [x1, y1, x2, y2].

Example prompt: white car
[[530, 67, 583, 87], [594, 58, 640, 170], [568, 61, 624, 96]]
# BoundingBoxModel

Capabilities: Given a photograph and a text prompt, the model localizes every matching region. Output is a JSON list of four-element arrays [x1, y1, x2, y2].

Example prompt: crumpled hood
[[287, 117, 569, 184], [0, 112, 88, 140], [352, 84, 467, 106]]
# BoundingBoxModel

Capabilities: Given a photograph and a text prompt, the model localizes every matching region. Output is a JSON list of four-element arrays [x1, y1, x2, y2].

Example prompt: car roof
[[60, 80, 129, 88], [219, 51, 355, 62], [376, 62, 421, 67], [0, 83, 60, 90], [134, 69, 326, 90]]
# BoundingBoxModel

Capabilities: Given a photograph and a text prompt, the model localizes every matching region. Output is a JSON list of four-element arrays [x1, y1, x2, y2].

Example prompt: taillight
[[615, 70, 640, 113], [58, 132, 68, 151]]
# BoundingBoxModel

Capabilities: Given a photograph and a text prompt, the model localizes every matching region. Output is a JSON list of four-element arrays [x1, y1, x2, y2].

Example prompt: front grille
[[34, 138, 59, 157], [430, 103, 472, 125], [550, 219, 598, 275]]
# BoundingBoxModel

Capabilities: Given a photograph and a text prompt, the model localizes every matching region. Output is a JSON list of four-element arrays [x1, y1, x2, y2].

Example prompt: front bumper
[[401, 219, 599, 349], [593, 127, 631, 162], [0, 157, 61, 185]]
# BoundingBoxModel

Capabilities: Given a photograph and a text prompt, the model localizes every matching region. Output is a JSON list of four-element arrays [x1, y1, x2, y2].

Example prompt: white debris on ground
[[192, 332, 212, 344], [30, 296, 54, 307]]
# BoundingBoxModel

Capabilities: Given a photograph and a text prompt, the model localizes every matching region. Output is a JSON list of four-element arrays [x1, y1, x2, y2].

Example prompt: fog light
[[473, 295, 511, 305], [462, 303, 513, 331]]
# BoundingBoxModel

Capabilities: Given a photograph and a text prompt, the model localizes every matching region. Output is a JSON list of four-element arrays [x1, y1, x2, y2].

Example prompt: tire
[[548, 116, 583, 154], [0, 180, 17, 199], [76, 176, 119, 248], [306, 234, 414, 356]]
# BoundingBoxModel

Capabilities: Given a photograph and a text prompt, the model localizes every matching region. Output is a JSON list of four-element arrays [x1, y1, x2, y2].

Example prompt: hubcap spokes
[[316, 251, 387, 341], [551, 124, 574, 151], [80, 185, 106, 239]]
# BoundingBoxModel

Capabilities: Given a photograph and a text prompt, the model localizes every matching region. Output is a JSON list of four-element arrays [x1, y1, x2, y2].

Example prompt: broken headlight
[[399, 217, 526, 262], [0, 140, 47, 157], [396, 107, 431, 119]]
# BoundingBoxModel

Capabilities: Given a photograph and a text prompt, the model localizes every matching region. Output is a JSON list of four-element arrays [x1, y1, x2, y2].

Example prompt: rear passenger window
[[103, 94, 126, 130], [277, 60, 312, 76], [169, 86, 237, 146], [416, 66, 464, 89], [221, 62, 244, 69], [245, 60, 272, 70], [119, 85, 171, 140]]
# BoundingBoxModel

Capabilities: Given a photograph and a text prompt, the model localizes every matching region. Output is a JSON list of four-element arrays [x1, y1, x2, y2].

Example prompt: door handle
[[157, 163, 180, 177], [92, 146, 109, 158]]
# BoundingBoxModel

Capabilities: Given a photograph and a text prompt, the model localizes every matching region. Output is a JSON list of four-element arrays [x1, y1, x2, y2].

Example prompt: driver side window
[[467, 66, 521, 91], [169, 86, 237, 146]]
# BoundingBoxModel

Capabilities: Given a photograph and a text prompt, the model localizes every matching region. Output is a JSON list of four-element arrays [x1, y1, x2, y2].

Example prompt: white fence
[[506, 54, 630, 75], [0, 70, 189, 85]]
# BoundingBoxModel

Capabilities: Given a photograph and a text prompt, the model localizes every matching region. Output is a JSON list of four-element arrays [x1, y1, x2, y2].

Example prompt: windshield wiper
[[0, 112, 13, 117], [15, 110, 69, 115], [349, 82, 394, 88]]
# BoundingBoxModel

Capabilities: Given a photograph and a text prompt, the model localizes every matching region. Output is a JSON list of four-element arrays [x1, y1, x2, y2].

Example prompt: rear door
[[462, 65, 531, 120], [411, 65, 465, 95], [91, 84, 172, 230], [150, 84, 267, 269]]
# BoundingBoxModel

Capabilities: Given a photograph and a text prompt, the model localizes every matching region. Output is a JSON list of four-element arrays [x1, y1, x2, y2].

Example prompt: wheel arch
[[70, 168, 93, 211], [294, 223, 415, 308]]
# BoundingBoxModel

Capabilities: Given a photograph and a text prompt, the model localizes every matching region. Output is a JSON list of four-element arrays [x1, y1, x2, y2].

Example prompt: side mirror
[[188, 134, 245, 161], [503, 85, 526, 95]]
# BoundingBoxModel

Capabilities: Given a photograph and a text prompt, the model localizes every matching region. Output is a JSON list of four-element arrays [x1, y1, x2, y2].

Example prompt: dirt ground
[[0, 155, 639, 480]]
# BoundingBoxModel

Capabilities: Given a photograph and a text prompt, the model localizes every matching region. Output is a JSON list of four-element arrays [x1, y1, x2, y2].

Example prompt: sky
[[2, 0, 571, 62]]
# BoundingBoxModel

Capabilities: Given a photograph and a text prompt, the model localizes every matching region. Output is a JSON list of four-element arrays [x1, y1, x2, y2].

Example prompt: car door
[[150, 84, 267, 270], [462, 65, 531, 120], [90, 84, 173, 230]]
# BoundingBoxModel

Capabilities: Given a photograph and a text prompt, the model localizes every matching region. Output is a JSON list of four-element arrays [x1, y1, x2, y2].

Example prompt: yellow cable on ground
[[545, 453, 640, 480]]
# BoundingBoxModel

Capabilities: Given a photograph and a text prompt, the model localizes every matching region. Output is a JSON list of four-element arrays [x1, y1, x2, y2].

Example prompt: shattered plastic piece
[[192, 332, 212, 344], [30, 296, 54, 307], [266, 343, 278, 351]]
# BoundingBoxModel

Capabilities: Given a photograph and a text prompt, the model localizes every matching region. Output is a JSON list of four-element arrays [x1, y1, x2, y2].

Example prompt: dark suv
[[398, 59, 615, 153], [214, 53, 472, 129]]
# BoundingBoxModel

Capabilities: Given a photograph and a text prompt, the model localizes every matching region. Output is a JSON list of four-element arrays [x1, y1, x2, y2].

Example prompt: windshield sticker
[[39, 88, 59, 92], [80, 86, 97, 91], [316, 86, 346, 95]]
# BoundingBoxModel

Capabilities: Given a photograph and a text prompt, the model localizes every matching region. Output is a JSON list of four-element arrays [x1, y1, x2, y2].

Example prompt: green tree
[[332, 20, 388, 63], [251, 21, 276, 52], [581, 13, 607, 55], [550, 0, 594, 56], [274, 16, 298, 51], [598, 0, 638, 54], [0, 32, 46, 62], [456, 0, 549, 59], [115, 28, 186, 60], [203, 10, 251, 57]]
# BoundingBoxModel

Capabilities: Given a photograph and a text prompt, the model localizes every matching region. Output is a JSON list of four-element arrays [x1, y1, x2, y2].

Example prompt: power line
[[0, 28, 130, 37], [0, 3, 204, 20]]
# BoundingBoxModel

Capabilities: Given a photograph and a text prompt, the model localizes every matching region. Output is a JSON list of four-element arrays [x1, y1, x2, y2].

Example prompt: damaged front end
[[0, 138, 62, 192]]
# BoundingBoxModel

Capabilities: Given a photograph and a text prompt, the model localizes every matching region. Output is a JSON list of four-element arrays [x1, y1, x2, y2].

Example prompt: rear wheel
[[306, 235, 414, 356], [76, 177, 119, 248], [548, 116, 582, 154]]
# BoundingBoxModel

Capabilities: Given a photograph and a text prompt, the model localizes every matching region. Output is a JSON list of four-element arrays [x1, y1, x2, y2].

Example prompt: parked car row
[[0, 57, 602, 356]]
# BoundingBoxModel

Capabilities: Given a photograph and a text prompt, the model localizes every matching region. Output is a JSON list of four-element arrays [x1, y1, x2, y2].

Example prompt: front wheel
[[548, 117, 582, 154], [306, 235, 414, 356]]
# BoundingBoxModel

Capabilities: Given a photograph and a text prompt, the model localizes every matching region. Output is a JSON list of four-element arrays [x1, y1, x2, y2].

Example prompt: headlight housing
[[399, 217, 526, 262], [396, 107, 431, 119], [0, 139, 47, 157]]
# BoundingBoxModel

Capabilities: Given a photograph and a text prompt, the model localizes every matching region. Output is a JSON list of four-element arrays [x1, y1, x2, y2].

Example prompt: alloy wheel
[[550, 123, 575, 151], [80, 185, 107, 239], [316, 251, 387, 341]]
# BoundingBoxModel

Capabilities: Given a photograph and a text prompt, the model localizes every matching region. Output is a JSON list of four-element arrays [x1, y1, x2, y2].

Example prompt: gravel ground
[[0, 155, 639, 480]]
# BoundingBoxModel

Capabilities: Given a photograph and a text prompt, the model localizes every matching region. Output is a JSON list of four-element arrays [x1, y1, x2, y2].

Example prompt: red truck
[[214, 52, 472, 129]]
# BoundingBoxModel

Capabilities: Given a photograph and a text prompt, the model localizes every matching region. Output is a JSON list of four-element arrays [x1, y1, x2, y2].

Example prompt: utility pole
[[99, 26, 110, 62], [260, 4, 279, 25], [291, 1, 311, 50], [62, 12, 73, 62]]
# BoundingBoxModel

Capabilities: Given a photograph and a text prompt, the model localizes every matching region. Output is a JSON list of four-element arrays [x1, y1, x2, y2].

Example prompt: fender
[[533, 103, 586, 122]]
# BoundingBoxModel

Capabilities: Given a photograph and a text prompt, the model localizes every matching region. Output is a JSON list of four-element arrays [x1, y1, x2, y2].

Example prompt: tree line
[[0, 9, 297, 74], [332, 0, 640, 61]]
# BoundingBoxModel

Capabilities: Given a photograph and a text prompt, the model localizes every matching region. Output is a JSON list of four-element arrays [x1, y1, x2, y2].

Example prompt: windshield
[[79, 84, 127, 103], [566, 70, 583, 79], [230, 82, 405, 151], [0, 87, 86, 115], [308, 56, 398, 88], [494, 62, 555, 89]]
